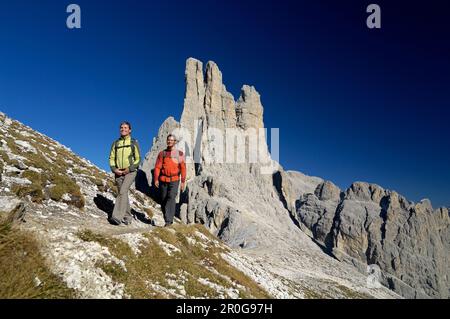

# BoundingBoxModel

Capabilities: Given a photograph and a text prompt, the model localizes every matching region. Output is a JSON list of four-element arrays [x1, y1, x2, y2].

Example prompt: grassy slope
[[0, 211, 75, 298], [0, 113, 374, 299], [77, 224, 271, 299]]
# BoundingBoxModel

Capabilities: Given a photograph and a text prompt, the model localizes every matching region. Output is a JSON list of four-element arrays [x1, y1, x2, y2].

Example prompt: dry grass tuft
[[77, 224, 271, 299], [0, 213, 74, 298]]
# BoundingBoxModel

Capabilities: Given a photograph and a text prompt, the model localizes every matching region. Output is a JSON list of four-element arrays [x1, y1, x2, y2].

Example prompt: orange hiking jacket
[[154, 149, 186, 183]]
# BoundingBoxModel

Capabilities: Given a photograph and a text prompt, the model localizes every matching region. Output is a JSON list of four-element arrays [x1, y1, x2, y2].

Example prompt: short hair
[[120, 121, 132, 129], [167, 134, 177, 141]]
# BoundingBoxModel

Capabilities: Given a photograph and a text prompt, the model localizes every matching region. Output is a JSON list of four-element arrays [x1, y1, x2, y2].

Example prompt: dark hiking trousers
[[160, 180, 179, 224]]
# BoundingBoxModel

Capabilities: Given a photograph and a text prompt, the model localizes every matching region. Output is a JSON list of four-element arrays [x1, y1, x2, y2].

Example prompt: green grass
[[76, 167, 111, 192], [1, 134, 54, 173], [11, 170, 45, 203], [89, 177, 104, 187], [2, 137, 21, 157], [23, 152, 53, 172], [2, 121, 109, 210], [88, 171, 110, 192], [77, 229, 110, 247], [0, 146, 20, 172], [21, 170, 42, 183], [106, 179, 118, 196], [11, 168, 85, 208], [48, 174, 85, 209], [12, 184, 44, 203], [302, 287, 329, 299], [31, 170, 83, 208], [72, 167, 89, 175], [0, 150, 8, 163], [0, 212, 75, 298], [2, 128, 108, 210], [77, 225, 271, 299], [4, 129, 74, 175], [143, 208, 154, 219]]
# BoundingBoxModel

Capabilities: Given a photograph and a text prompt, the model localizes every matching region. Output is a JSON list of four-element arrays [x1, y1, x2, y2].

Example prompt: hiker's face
[[120, 124, 131, 137], [167, 136, 176, 148]]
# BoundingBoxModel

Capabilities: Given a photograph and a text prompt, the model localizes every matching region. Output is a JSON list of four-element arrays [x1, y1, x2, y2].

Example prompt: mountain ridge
[[0, 110, 396, 298], [139, 57, 448, 299]]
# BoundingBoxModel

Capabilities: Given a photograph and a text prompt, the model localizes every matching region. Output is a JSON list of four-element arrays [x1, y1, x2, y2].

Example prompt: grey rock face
[[295, 181, 450, 298], [235, 85, 264, 130], [180, 58, 206, 142], [315, 181, 341, 201], [293, 181, 341, 246], [203, 61, 237, 130], [139, 57, 447, 299], [276, 170, 323, 214], [140, 58, 319, 251]]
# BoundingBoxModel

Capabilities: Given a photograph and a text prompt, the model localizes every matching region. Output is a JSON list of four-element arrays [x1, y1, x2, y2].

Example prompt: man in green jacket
[[109, 121, 141, 225]]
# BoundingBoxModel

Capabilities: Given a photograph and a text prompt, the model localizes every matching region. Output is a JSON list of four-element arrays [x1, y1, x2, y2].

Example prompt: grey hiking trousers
[[160, 180, 180, 224], [111, 171, 137, 223]]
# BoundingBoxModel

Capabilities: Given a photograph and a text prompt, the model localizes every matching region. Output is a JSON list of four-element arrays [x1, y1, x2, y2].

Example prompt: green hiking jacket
[[109, 135, 141, 172]]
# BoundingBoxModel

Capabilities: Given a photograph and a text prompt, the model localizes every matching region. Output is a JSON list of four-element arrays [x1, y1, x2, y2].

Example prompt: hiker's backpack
[[161, 150, 183, 177], [114, 138, 138, 166]]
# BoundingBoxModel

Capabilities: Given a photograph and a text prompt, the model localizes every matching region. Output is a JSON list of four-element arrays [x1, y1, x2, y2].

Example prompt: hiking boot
[[122, 218, 132, 225], [108, 217, 121, 225]]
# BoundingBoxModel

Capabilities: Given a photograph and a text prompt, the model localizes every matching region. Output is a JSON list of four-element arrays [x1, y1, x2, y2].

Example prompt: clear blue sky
[[0, 1, 449, 207]]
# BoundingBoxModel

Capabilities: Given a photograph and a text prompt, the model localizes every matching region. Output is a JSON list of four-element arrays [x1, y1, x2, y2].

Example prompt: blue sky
[[0, 0, 449, 207]]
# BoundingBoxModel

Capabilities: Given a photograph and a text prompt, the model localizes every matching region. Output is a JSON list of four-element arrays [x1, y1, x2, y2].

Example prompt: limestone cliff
[[140, 58, 449, 299]]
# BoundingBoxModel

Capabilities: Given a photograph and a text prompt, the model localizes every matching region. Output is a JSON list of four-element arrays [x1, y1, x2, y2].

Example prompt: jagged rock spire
[[139, 58, 450, 299], [181, 57, 264, 135]]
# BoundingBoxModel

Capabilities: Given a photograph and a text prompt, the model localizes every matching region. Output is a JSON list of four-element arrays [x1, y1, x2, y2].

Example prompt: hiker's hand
[[181, 182, 185, 192], [155, 180, 159, 188], [122, 168, 130, 175], [114, 169, 122, 176]]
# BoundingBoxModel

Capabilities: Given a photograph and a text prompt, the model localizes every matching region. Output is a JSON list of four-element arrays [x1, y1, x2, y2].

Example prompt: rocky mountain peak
[[236, 85, 264, 130], [295, 178, 449, 298], [139, 58, 402, 299], [314, 180, 341, 201], [155, 57, 449, 298], [414, 198, 433, 213], [140, 58, 449, 299], [182, 58, 206, 133], [182, 58, 263, 135]]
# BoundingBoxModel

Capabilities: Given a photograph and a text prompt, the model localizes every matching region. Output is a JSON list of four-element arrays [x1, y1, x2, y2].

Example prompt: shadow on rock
[[94, 193, 153, 225], [131, 208, 154, 225], [93, 194, 114, 219], [135, 168, 160, 203]]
